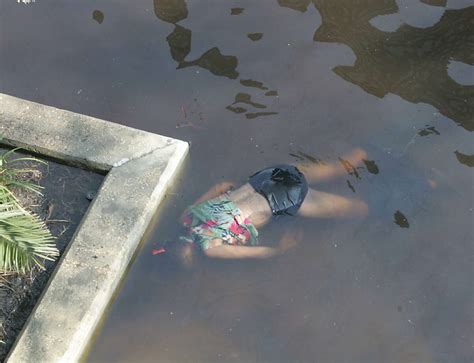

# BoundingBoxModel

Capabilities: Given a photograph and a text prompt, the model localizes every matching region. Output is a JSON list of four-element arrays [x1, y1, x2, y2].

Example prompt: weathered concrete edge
[[0, 92, 176, 171], [1, 93, 188, 363]]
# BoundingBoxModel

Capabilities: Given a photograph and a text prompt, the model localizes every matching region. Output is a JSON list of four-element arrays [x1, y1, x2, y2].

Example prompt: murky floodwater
[[1, 0, 473, 362]]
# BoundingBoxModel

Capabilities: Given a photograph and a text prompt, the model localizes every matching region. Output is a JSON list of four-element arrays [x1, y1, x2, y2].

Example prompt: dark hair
[[164, 240, 202, 269]]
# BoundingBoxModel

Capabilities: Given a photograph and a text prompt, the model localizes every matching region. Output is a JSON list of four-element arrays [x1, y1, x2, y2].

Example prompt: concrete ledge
[[0, 93, 188, 363]]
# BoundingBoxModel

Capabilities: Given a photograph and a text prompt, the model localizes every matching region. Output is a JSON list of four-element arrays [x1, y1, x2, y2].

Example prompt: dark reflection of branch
[[226, 106, 247, 114], [177, 48, 239, 79], [246, 112, 279, 119], [454, 151, 474, 167], [233, 93, 266, 108], [248, 33, 263, 41], [417, 126, 440, 137], [363, 159, 379, 174], [155, 0, 240, 80], [154, 0, 188, 24], [311, 1, 474, 131], [420, 0, 447, 6], [231, 7, 244, 15], [278, 0, 311, 12], [166, 25, 191, 62], [154, 0, 277, 118], [240, 79, 268, 90]]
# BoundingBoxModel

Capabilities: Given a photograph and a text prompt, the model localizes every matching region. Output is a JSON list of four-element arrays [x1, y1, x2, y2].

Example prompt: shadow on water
[[155, 0, 239, 78], [154, 0, 280, 119], [156, 0, 473, 158], [310, 0, 473, 132]]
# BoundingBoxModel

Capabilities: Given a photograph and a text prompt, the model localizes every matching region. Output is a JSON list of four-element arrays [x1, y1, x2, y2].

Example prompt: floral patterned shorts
[[180, 196, 259, 250]]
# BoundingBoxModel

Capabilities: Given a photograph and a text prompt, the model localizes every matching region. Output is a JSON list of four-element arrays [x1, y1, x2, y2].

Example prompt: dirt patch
[[0, 149, 104, 361]]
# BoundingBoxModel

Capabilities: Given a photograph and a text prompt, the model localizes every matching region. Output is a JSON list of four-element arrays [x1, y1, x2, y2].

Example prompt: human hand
[[217, 181, 235, 193]]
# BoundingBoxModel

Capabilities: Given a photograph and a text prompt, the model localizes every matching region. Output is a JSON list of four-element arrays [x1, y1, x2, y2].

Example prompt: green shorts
[[180, 196, 259, 250]]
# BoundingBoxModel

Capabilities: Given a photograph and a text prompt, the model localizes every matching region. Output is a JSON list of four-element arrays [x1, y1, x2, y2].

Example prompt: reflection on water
[[362, 159, 379, 174], [157, 0, 473, 126], [166, 25, 191, 62], [233, 93, 266, 109], [156, 0, 239, 79], [245, 111, 279, 119], [153, 0, 187, 24], [240, 79, 269, 91], [312, 1, 474, 131], [278, 0, 312, 12], [417, 125, 440, 137], [394, 210, 410, 228], [265, 90, 278, 96], [156, 0, 279, 119], [226, 105, 246, 114], [454, 151, 474, 167], [420, 0, 447, 6], [92, 10, 104, 24], [231, 7, 244, 15], [177, 48, 239, 80], [247, 32, 264, 41]]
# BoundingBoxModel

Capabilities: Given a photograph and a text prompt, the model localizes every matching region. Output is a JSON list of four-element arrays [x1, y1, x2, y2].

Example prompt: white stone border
[[0, 93, 188, 363]]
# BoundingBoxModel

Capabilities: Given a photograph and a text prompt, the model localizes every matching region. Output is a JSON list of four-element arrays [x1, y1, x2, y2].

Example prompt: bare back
[[227, 183, 272, 228]]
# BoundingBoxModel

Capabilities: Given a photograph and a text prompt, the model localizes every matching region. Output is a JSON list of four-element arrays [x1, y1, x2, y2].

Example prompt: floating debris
[[363, 159, 379, 174], [247, 33, 263, 41], [231, 7, 244, 15], [92, 10, 104, 24], [152, 248, 166, 255], [86, 191, 96, 201], [394, 210, 409, 228]]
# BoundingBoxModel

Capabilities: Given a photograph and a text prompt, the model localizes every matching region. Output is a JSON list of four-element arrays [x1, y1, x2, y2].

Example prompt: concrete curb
[[0, 93, 188, 363]]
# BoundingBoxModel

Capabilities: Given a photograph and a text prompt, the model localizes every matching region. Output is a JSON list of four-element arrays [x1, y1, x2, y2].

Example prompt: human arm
[[203, 231, 300, 259], [192, 181, 235, 205], [203, 245, 280, 259]]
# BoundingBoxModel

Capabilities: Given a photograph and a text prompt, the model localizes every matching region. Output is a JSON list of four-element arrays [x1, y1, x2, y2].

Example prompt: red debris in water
[[152, 248, 166, 255]]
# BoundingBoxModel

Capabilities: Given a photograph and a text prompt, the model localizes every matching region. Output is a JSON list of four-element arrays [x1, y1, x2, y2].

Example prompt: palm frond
[[0, 187, 57, 273], [0, 146, 58, 273], [0, 148, 45, 195]]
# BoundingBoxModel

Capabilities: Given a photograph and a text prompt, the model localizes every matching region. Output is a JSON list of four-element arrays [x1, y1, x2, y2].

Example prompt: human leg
[[297, 148, 367, 184], [297, 188, 368, 218]]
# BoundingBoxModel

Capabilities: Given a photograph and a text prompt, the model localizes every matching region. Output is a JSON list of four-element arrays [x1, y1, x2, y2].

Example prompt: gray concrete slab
[[0, 93, 188, 363]]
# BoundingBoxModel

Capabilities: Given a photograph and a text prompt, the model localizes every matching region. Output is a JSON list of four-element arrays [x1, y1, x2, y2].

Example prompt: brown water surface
[[1, 1, 473, 362]]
